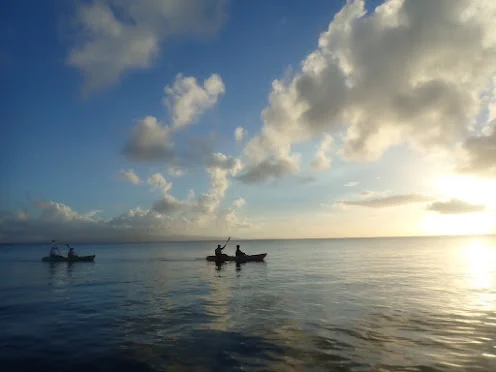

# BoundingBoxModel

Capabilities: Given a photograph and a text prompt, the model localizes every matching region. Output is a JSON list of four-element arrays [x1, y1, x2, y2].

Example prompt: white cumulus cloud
[[67, 0, 228, 94], [122, 116, 174, 162], [232, 197, 246, 208], [149, 152, 245, 228], [164, 73, 225, 128], [311, 134, 334, 170], [148, 173, 172, 194], [457, 124, 496, 178], [1, 162, 252, 242], [235, 126, 247, 142], [118, 168, 141, 184], [239, 0, 496, 183], [205, 152, 243, 175], [122, 74, 224, 164]]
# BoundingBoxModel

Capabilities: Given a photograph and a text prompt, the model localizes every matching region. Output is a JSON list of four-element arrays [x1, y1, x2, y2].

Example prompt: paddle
[[51, 240, 62, 257], [222, 236, 231, 249]]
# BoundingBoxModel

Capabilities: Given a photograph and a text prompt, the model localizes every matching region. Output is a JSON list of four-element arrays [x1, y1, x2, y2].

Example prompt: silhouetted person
[[215, 241, 229, 257], [235, 244, 246, 257], [66, 244, 77, 258], [49, 240, 62, 257]]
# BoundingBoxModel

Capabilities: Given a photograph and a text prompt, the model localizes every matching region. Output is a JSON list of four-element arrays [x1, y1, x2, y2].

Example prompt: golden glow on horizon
[[421, 212, 493, 236], [419, 175, 496, 236], [434, 175, 496, 207]]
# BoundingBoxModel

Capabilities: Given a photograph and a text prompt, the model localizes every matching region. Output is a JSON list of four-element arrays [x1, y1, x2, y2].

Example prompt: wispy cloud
[[426, 198, 486, 214], [168, 167, 186, 177], [338, 194, 433, 209]]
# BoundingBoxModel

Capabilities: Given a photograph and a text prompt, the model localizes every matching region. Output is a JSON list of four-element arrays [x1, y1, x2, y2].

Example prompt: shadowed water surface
[[1, 236, 495, 371]]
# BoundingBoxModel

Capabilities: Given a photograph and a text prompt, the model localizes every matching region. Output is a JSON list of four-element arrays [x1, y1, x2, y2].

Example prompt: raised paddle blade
[[221, 236, 231, 248]]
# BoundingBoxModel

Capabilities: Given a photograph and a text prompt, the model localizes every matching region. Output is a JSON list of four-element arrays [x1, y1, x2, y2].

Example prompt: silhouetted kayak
[[205, 253, 267, 263], [41, 255, 96, 262]]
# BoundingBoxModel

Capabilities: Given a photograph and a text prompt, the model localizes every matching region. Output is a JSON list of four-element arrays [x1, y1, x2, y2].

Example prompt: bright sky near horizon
[[1, 0, 496, 243]]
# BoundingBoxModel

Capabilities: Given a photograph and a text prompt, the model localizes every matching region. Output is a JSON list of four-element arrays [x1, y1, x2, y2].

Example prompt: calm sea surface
[[1, 236, 495, 371]]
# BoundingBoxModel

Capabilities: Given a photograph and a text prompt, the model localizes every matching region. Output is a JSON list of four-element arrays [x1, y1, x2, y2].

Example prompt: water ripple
[[1, 237, 496, 371]]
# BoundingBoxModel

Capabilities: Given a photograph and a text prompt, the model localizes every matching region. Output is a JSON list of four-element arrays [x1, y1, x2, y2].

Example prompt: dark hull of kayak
[[41, 255, 96, 262], [205, 253, 267, 263]]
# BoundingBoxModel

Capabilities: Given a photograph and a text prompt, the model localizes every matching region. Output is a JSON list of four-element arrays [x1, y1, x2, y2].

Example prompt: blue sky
[[1, 0, 496, 242]]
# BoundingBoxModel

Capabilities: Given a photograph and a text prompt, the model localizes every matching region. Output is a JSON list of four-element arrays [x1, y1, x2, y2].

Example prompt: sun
[[421, 213, 493, 236], [420, 175, 496, 236], [433, 175, 496, 207]]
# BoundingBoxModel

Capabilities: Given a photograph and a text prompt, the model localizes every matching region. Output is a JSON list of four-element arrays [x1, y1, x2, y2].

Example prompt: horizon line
[[1, 232, 494, 246]]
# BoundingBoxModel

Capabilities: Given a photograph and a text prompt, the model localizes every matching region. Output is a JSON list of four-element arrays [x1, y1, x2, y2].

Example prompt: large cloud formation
[[7, 0, 495, 243], [0, 152, 249, 243], [238, 0, 496, 183], [68, 0, 228, 94]]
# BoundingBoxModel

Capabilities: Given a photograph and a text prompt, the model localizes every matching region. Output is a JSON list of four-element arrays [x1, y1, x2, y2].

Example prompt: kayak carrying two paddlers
[[43, 240, 95, 262], [208, 236, 266, 263]]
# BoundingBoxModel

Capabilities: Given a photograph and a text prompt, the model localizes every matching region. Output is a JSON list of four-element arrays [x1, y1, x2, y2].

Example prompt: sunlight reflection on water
[[1, 237, 496, 371], [462, 240, 494, 287], [458, 239, 496, 313]]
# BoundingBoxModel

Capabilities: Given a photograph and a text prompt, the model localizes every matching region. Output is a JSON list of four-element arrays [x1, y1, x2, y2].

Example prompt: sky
[[1, 0, 496, 243]]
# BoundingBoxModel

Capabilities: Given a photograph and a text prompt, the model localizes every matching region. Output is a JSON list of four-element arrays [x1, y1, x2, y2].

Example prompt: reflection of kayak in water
[[205, 253, 267, 263], [41, 255, 96, 262]]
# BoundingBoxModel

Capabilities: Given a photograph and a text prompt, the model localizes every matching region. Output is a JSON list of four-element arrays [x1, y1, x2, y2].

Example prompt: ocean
[[0, 236, 495, 371]]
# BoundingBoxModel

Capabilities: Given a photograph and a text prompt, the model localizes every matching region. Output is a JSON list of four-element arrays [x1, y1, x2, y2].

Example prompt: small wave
[[155, 258, 203, 262]]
